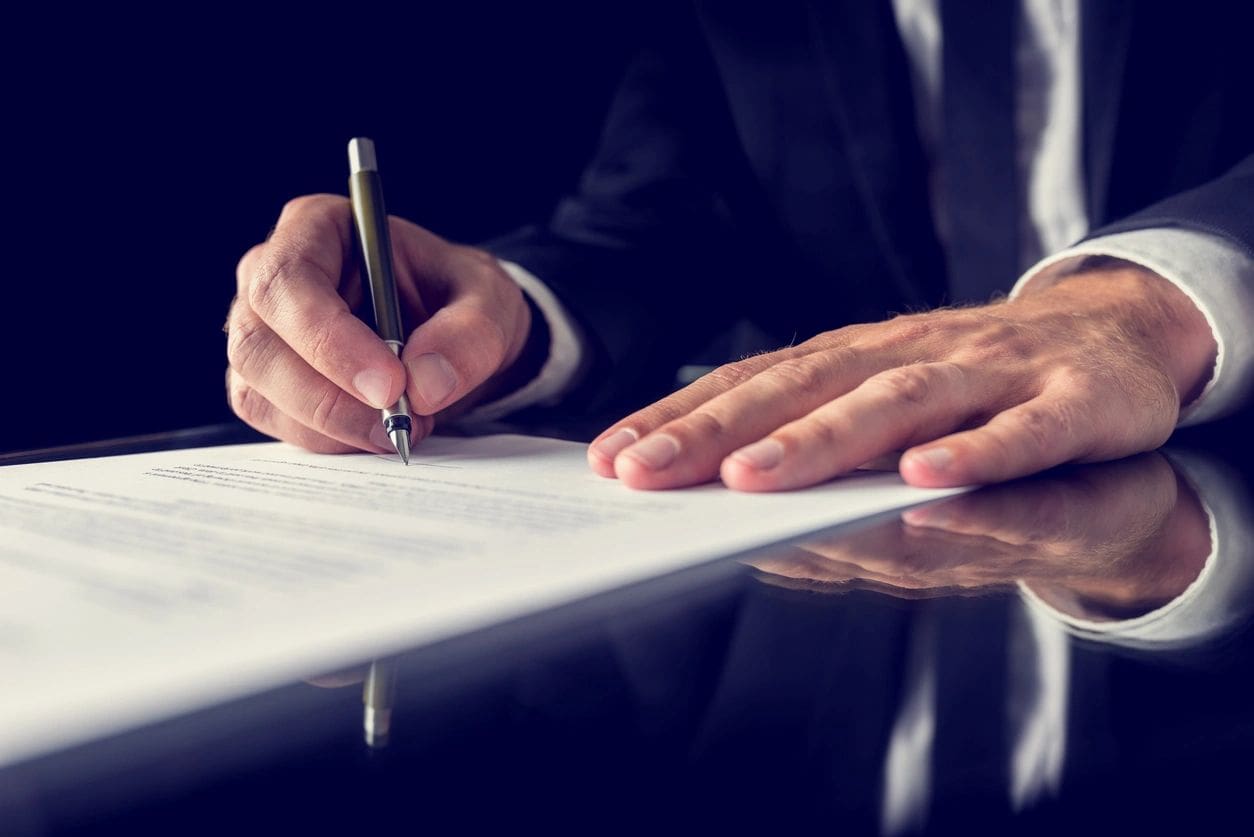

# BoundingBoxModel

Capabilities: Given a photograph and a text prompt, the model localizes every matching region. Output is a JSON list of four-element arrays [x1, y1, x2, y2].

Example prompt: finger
[[899, 390, 1094, 487], [586, 352, 799, 477], [227, 308, 415, 453], [244, 195, 406, 412], [757, 534, 1019, 591], [398, 251, 530, 414], [223, 246, 265, 334], [235, 243, 266, 292], [750, 531, 1022, 595], [612, 347, 883, 489], [718, 362, 983, 491], [900, 452, 1176, 541], [747, 546, 877, 585], [226, 368, 360, 455], [899, 489, 1064, 546], [305, 666, 370, 688]]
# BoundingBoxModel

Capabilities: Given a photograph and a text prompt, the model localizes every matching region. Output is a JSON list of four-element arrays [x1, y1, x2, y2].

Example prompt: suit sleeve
[[1084, 154, 1254, 257], [485, 23, 749, 417]]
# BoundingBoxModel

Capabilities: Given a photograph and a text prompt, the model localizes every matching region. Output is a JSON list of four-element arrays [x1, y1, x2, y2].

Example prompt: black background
[[2, 4, 652, 452]]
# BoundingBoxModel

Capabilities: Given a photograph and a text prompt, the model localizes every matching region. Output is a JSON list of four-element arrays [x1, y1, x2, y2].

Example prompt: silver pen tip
[[389, 428, 411, 465]]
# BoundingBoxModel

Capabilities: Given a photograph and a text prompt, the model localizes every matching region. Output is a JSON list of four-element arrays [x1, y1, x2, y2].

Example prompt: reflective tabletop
[[3, 421, 1253, 834]]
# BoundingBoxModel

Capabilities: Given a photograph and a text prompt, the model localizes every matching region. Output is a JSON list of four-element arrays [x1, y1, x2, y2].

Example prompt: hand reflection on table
[[749, 452, 1212, 623], [734, 450, 1252, 832], [283, 449, 1252, 833]]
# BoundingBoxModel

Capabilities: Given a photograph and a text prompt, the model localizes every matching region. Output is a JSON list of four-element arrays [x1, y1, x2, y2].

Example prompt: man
[[224, 1, 1253, 491]]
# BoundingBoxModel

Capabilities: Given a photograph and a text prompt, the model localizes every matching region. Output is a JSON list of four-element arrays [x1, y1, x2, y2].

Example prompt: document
[[0, 435, 961, 767]]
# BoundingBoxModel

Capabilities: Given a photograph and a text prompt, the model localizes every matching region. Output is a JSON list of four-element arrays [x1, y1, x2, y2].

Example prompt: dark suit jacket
[[491, 1, 1254, 416]]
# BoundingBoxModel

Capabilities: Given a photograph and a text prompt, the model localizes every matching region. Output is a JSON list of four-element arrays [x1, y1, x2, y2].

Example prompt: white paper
[[0, 435, 961, 766]]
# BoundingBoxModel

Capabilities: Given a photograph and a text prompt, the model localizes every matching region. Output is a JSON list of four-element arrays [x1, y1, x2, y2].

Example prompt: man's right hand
[[225, 194, 533, 453]]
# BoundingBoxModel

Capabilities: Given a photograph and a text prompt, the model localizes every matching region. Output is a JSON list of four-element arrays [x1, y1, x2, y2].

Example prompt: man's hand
[[225, 195, 531, 453], [589, 264, 1217, 490], [749, 453, 1211, 618]]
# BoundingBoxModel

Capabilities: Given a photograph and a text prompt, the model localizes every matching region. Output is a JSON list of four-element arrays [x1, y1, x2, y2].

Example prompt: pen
[[362, 657, 398, 749], [348, 137, 413, 465]]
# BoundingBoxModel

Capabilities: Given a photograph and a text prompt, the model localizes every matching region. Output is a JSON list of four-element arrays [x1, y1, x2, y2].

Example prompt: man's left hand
[[588, 264, 1217, 490]]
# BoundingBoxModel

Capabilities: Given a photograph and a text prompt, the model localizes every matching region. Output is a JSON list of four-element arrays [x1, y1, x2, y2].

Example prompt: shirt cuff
[[460, 259, 589, 423], [1017, 450, 1254, 650], [1009, 228, 1254, 425]]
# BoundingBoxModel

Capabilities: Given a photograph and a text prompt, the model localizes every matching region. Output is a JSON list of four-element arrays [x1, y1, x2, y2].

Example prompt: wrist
[[1028, 261, 1218, 407]]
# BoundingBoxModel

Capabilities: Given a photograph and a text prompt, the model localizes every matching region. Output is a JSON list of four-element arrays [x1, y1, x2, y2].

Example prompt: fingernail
[[730, 438, 784, 471], [622, 434, 679, 470], [590, 428, 638, 462], [368, 421, 392, 451], [907, 446, 952, 472], [408, 353, 457, 408], [353, 369, 393, 409]]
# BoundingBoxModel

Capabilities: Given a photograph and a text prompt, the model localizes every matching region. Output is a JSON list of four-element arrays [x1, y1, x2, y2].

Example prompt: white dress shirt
[[481, 0, 1254, 425]]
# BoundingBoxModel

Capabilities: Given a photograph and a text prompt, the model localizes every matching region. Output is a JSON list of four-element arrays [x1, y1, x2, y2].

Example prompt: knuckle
[[301, 311, 349, 373], [878, 311, 988, 352], [763, 355, 829, 395], [235, 244, 266, 288], [1009, 402, 1077, 457], [961, 319, 1033, 364], [308, 385, 350, 434], [246, 253, 289, 315], [459, 246, 503, 277], [636, 400, 690, 428], [443, 247, 506, 298], [973, 424, 1016, 467], [280, 194, 325, 218], [795, 413, 843, 450], [675, 410, 731, 443], [225, 315, 271, 378], [229, 379, 270, 427], [451, 305, 510, 372], [798, 327, 850, 350], [1053, 368, 1103, 401], [280, 196, 309, 217], [866, 365, 936, 406], [247, 252, 334, 318], [701, 361, 755, 392], [885, 313, 940, 344]]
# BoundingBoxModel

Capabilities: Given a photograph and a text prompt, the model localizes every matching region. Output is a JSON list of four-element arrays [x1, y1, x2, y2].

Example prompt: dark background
[[3, 4, 653, 453]]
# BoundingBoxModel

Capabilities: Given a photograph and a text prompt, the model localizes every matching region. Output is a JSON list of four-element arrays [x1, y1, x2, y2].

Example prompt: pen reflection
[[305, 658, 399, 750], [363, 658, 398, 749], [749, 452, 1212, 621]]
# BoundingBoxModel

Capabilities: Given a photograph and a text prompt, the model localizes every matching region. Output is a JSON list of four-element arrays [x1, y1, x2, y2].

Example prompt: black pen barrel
[[348, 138, 405, 345]]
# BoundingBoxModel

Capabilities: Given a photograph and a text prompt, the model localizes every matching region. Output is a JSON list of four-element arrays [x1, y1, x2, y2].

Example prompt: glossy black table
[[3, 421, 1253, 835]]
